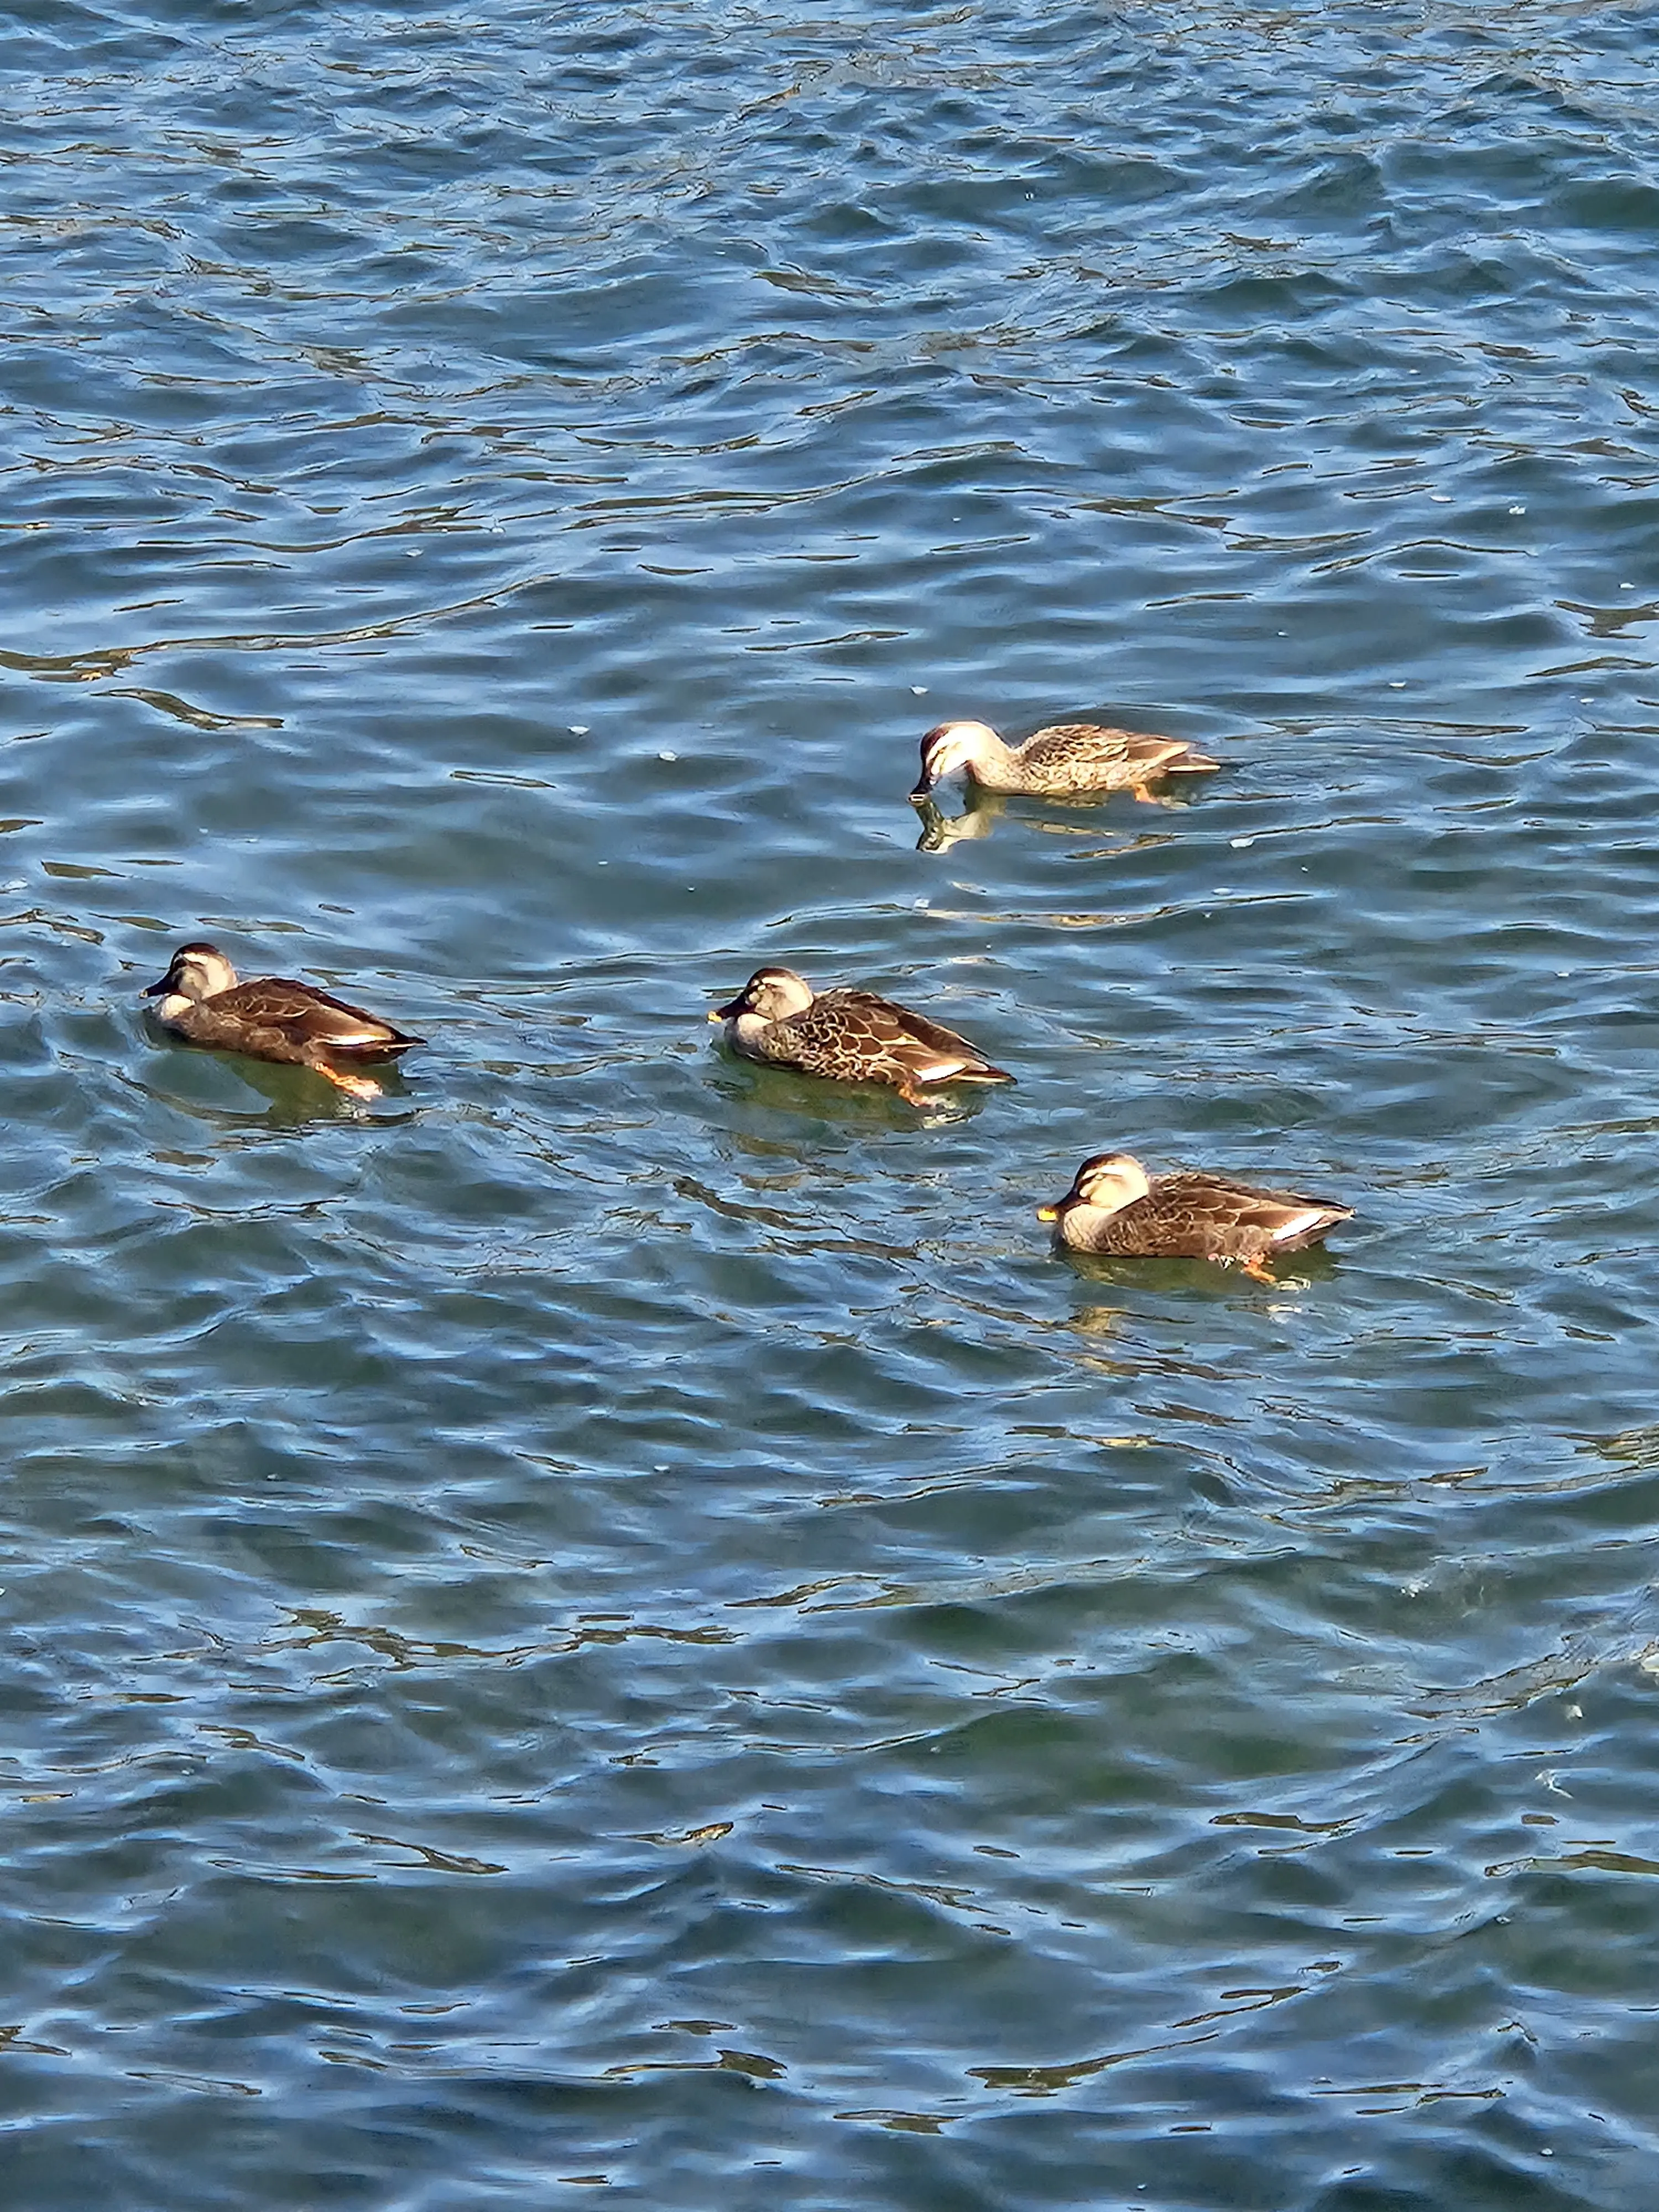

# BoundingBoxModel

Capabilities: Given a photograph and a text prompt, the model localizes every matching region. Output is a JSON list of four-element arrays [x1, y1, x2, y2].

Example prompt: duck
[[1038, 1151, 1350, 1280], [910, 717, 1219, 802], [142, 941, 424, 1099], [710, 966, 1014, 1108]]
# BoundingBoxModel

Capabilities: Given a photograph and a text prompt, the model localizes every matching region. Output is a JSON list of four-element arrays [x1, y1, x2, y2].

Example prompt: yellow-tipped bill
[[1036, 1202, 1059, 1222]]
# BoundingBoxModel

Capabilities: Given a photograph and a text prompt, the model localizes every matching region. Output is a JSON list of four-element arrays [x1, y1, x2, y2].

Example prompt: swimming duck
[[710, 966, 1014, 1108], [143, 941, 424, 1099], [911, 717, 1218, 802], [1039, 1151, 1350, 1280]]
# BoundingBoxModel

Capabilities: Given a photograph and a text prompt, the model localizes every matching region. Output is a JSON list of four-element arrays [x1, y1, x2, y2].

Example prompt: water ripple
[[4, 2, 1659, 2206]]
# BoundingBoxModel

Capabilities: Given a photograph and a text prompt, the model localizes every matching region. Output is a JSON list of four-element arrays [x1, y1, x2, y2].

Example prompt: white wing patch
[[1270, 1209, 1328, 1244], [312, 1017, 389, 1045]]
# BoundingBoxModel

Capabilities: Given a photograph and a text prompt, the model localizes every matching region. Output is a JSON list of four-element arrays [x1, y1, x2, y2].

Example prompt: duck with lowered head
[[711, 965, 1014, 1109], [1039, 1151, 1350, 1281], [143, 940, 424, 1099], [911, 717, 1218, 803]]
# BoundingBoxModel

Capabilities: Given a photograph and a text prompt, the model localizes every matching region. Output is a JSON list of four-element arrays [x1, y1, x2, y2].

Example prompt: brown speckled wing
[[213, 978, 420, 1057], [1025, 721, 1140, 765], [771, 990, 902, 1081], [1021, 722, 1206, 792], [869, 998, 990, 1061], [770, 989, 1011, 1092], [1138, 1173, 1349, 1256], [827, 990, 1010, 1087]]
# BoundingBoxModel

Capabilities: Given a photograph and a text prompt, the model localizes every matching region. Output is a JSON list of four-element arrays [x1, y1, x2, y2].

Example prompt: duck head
[[144, 941, 238, 1007], [1038, 1150, 1151, 1225], [709, 967, 816, 1026], [910, 720, 1000, 799]]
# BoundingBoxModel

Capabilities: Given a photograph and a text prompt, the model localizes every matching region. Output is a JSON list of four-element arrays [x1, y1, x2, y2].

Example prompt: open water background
[[3, 2, 1659, 2205]]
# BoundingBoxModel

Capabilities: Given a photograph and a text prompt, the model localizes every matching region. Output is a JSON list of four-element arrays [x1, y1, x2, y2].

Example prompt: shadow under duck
[[911, 717, 1218, 802], [711, 966, 1014, 1109], [1039, 1151, 1350, 1281], [143, 940, 424, 1099]]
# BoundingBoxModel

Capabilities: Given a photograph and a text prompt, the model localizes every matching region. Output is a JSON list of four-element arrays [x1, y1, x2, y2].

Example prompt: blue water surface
[[3, 3, 1659, 2206]]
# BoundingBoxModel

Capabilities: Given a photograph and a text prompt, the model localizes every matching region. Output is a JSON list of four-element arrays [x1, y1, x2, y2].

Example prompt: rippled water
[[5, 3, 1659, 2204]]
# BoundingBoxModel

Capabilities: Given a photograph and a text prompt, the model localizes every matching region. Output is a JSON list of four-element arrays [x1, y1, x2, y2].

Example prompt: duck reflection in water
[[171, 1052, 421, 1129], [911, 790, 1006, 852]]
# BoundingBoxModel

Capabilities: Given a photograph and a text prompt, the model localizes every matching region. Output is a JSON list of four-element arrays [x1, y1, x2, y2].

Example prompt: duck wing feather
[[1135, 1171, 1351, 1255], [780, 989, 1013, 1090], [209, 977, 423, 1059], [1022, 722, 1218, 782]]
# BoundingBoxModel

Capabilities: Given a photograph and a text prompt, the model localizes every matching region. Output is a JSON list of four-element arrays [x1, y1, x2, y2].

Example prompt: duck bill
[[142, 975, 172, 997], [1036, 1201, 1064, 1223], [908, 778, 935, 804], [710, 999, 743, 1023]]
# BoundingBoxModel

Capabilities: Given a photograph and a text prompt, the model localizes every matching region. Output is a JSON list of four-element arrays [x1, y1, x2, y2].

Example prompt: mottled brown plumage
[[710, 966, 1014, 1108], [1039, 1151, 1350, 1279], [143, 941, 423, 1099], [911, 717, 1219, 801]]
